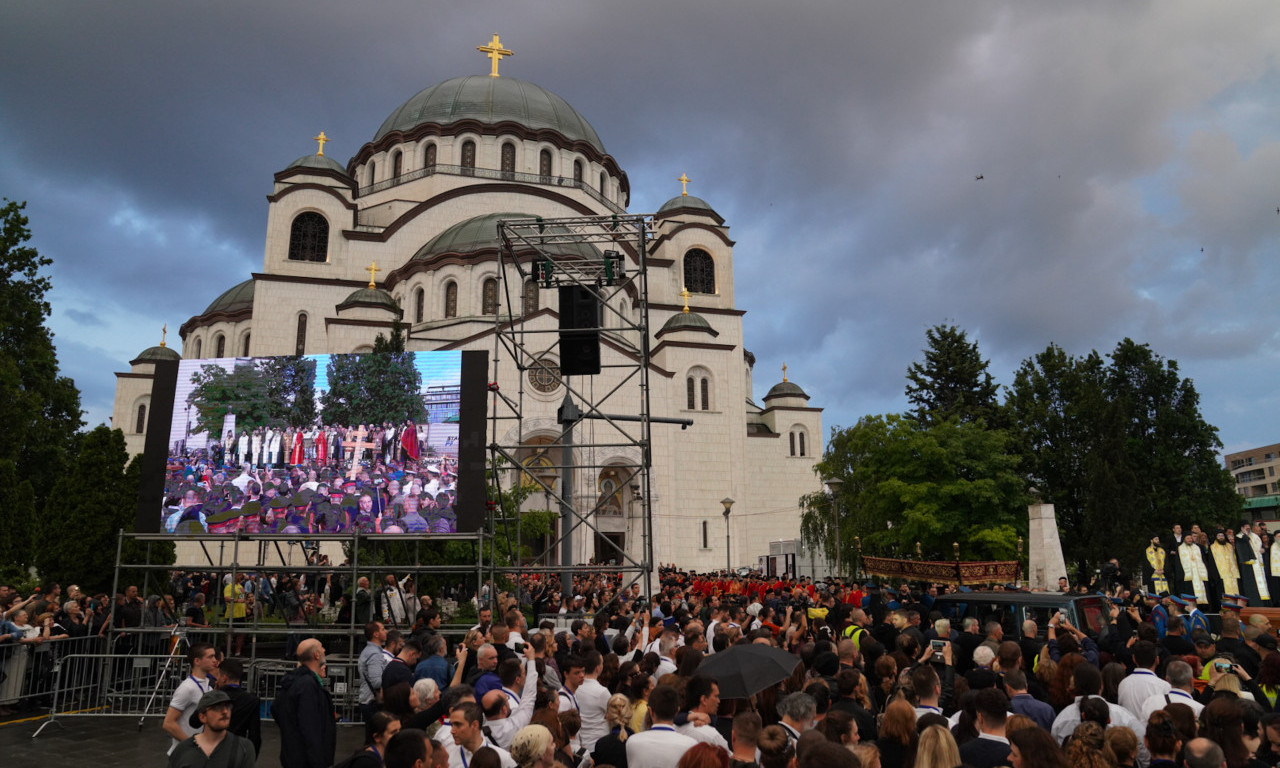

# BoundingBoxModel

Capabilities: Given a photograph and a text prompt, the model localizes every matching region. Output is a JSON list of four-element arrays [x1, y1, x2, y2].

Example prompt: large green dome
[[374, 76, 606, 154], [412, 212, 600, 261], [203, 279, 255, 315]]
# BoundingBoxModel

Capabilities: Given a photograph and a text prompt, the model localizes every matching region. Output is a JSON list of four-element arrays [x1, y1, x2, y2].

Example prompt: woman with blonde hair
[[914, 724, 960, 768], [510, 724, 557, 768], [591, 693, 634, 768], [1106, 726, 1140, 768]]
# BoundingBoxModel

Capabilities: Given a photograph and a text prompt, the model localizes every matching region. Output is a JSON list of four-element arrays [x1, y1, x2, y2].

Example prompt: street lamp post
[[824, 478, 843, 579], [721, 497, 735, 573]]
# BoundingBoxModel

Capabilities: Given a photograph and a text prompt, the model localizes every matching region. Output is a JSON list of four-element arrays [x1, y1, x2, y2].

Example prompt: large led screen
[[136, 350, 487, 535]]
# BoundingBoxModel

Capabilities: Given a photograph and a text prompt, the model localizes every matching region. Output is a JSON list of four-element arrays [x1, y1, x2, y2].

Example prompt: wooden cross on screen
[[345, 425, 378, 480]]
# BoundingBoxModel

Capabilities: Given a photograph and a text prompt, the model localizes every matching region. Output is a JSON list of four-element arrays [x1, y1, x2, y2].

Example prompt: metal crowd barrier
[[32, 648, 363, 737], [0, 635, 107, 714]]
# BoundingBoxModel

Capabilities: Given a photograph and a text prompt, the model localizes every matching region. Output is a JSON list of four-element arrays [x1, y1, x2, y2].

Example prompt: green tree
[[1007, 339, 1239, 572], [802, 414, 1028, 565], [0, 199, 83, 512], [187, 362, 274, 435], [260, 355, 318, 427], [320, 352, 425, 426], [0, 460, 37, 581], [33, 426, 172, 593], [905, 324, 1001, 427], [372, 318, 408, 354]]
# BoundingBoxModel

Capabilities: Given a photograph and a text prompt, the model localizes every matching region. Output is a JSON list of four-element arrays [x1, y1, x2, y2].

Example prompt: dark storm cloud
[[3, 1, 1280, 446]]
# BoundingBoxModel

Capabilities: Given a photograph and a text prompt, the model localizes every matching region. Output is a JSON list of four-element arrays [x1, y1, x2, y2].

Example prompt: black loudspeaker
[[559, 285, 601, 376]]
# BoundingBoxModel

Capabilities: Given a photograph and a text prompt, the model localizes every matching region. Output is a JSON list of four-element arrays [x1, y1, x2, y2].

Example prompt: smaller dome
[[338, 287, 400, 313], [657, 194, 719, 218], [657, 311, 717, 338], [203, 279, 255, 315], [285, 153, 350, 176], [765, 380, 810, 401], [131, 345, 181, 365]]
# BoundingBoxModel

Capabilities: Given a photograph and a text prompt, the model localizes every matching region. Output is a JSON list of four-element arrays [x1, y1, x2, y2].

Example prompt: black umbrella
[[697, 643, 802, 699]]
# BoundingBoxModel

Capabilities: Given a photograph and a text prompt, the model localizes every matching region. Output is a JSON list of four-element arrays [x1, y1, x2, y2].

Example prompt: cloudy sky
[[3, 1, 1279, 455]]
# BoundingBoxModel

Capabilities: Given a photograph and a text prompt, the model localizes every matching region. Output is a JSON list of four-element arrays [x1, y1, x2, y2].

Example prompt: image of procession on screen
[[161, 350, 463, 535]]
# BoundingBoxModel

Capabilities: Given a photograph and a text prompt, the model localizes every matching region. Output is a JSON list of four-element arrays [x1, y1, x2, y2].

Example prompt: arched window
[[687, 366, 712, 410], [539, 149, 552, 180], [368, 161, 377, 186], [214, 334, 226, 358], [523, 280, 539, 316], [425, 143, 437, 169], [599, 171, 606, 194], [193, 338, 202, 359], [482, 277, 498, 315], [241, 333, 251, 357], [789, 432, 796, 456], [135, 403, 147, 434], [391, 150, 402, 179], [789, 427, 808, 457], [444, 282, 458, 318], [573, 160, 583, 184], [295, 314, 307, 355], [799, 431, 806, 457], [684, 248, 715, 294], [414, 288, 425, 323], [288, 212, 329, 262], [461, 141, 476, 176], [501, 143, 516, 180]]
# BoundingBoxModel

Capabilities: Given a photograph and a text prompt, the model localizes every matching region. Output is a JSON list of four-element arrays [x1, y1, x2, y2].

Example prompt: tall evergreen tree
[[0, 199, 83, 511], [33, 426, 162, 593], [1007, 339, 1239, 572], [904, 324, 1000, 426]]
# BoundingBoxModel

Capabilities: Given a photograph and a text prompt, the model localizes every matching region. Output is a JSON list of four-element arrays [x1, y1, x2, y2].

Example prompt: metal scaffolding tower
[[488, 214, 666, 599]]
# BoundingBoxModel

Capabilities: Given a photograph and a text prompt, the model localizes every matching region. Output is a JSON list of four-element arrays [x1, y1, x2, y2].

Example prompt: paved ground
[[0, 712, 366, 764]]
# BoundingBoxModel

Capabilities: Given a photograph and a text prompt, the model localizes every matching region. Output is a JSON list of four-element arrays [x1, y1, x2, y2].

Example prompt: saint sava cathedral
[[111, 37, 823, 571]]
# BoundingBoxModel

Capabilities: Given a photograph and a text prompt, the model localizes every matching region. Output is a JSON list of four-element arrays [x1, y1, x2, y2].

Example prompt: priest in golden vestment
[[1143, 534, 1169, 595], [1210, 528, 1240, 599], [1177, 531, 1210, 605]]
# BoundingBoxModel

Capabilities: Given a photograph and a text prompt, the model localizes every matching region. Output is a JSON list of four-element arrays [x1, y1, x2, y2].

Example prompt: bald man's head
[[481, 689, 508, 719], [297, 639, 326, 673]]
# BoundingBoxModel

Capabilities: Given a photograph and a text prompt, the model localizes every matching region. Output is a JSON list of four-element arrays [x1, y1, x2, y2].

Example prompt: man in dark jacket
[[217, 658, 261, 755], [271, 638, 336, 768]]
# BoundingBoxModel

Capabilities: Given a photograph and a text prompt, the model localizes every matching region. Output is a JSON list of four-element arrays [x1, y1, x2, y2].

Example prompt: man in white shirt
[[676, 676, 729, 749], [1052, 663, 1147, 762], [481, 656, 538, 749], [1139, 660, 1205, 723], [448, 701, 516, 768], [653, 634, 679, 682], [161, 642, 220, 755], [575, 650, 612, 751], [557, 655, 586, 714], [1118, 641, 1169, 719], [626, 685, 697, 768], [357, 620, 391, 724]]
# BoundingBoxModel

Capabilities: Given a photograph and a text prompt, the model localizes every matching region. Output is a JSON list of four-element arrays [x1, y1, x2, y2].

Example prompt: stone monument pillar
[[1027, 502, 1068, 591]]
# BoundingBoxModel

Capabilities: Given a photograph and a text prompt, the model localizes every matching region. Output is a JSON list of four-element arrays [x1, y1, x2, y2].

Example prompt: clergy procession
[[1145, 523, 1277, 612]]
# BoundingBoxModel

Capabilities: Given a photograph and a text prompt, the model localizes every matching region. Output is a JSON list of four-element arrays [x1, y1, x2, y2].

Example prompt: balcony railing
[[357, 163, 625, 213]]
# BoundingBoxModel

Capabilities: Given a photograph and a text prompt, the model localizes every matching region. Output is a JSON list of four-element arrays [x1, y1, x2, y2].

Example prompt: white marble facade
[[114, 65, 823, 571]]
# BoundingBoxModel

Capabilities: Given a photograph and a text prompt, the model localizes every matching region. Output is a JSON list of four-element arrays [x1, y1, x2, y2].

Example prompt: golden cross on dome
[[678, 173, 691, 197], [477, 34, 514, 78], [313, 131, 330, 156], [680, 288, 691, 313], [782, 363, 788, 382], [365, 261, 382, 289], [160, 323, 167, 347]]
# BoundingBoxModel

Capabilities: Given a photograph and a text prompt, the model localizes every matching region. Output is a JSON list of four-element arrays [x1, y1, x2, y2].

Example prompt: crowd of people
[[142, 557, 1280, 768], [1142, 523, 1280, 613], [159, 445, 461, 535]]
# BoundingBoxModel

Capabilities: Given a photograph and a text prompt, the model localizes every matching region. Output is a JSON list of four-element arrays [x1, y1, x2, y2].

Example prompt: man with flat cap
[[168, 689, 256, 767]]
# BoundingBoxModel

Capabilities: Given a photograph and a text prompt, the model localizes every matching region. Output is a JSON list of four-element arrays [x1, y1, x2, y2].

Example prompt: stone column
[[1027, 503, 1068, 591]]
